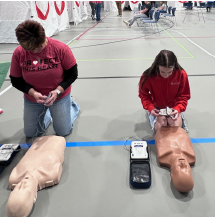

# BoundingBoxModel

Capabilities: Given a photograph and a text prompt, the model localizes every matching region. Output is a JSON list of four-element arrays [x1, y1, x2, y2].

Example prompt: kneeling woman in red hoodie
[[139, 50, 190, 133]]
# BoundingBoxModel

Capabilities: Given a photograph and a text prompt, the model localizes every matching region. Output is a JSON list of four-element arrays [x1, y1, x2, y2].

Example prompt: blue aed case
[[129, 141, 151, 189]]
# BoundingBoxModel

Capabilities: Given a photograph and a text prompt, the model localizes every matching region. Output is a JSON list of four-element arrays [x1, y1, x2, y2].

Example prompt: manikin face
[[6, 175, 38, 217], [14, 175, 38, 194], [159, 66, 174, 78], [170, 156, 194, 192]]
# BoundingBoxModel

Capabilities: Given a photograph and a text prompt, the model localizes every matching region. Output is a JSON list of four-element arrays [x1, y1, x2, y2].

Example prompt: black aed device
[[129, 141, 151, 189]]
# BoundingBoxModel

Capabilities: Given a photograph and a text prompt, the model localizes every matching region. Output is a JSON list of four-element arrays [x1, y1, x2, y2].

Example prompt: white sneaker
[[123, 20, 129, 26]]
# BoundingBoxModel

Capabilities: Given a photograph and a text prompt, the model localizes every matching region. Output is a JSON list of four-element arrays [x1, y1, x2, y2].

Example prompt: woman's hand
[[28, 88, 46, 104], [33, 92, 47, 104], [169, 110, 179, 121], [44, 90, 58, 106], [150, 108, 160, 117]]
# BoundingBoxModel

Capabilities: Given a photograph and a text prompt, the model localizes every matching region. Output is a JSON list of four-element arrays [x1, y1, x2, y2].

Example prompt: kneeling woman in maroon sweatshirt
[[138, 50, 190, 133]]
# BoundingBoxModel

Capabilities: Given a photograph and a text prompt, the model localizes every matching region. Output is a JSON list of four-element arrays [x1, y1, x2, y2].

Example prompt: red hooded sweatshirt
[[139, 69, 190, 113]]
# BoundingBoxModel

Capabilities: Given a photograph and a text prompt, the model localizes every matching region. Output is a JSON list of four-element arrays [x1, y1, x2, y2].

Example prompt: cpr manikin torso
[[6, 136, 66, 217], [155, 126, 196, 192]]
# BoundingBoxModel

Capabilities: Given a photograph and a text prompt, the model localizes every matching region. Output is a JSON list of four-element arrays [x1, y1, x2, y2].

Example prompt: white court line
[[0, 84, 12, 96], [67, 33, 82, 45], [171, 30, 215, 58], [0, 35, 80, 97]]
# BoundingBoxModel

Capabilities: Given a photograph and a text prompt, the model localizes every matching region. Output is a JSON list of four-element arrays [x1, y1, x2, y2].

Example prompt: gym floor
[[0, 7, 215, 217]]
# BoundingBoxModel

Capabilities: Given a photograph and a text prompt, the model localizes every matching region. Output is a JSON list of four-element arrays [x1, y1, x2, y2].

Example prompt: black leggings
[[90, 2, 96, 15]]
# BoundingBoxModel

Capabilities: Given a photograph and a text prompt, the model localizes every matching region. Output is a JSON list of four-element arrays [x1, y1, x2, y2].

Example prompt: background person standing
[[92, 1, 102, 22], [116, 1, 122, 17], [89, 1, 96, 20]]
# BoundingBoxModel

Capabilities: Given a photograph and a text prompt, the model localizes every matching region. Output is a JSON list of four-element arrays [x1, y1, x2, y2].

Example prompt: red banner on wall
[[54, 1, 65, 15], [75, 1, 80, 7], [35, 1, 50, 20]]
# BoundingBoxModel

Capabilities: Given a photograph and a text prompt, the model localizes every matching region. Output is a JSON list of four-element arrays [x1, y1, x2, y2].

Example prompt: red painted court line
[[76, 14, 109, 40], [78, 36, 215, 40]]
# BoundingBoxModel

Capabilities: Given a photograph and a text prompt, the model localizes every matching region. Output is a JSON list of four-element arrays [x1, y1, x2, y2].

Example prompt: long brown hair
[[15, 20, 46, 51], [139, 50, 183, 90]]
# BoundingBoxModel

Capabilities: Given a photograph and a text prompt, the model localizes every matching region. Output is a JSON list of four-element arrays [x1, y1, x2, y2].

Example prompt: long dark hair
[[139, 50, 183, 90]]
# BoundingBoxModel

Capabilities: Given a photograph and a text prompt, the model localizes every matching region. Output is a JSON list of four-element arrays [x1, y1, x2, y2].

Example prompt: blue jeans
[[147, 111, 188, 133], [128, 13, 148, 25], [24, 94, 80, 137], [157, 10, 166, 19], [96, 3, 101, 21]]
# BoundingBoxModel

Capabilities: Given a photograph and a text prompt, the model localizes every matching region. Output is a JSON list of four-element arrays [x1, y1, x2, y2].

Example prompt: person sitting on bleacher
[[156, 1, 167, 19], [123, 1, 151, 27]]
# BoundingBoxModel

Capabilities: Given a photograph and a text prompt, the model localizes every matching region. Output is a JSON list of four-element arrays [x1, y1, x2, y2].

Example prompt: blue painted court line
[[3, 138, 215, 149], [66, 140, 155, 147], [66, 138, 215, 147], [190, 138, 215, 144]]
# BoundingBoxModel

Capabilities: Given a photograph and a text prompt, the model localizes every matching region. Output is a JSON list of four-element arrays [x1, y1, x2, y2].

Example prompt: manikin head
[[6, 175, 38, 217], [170, 156, 194, 192]]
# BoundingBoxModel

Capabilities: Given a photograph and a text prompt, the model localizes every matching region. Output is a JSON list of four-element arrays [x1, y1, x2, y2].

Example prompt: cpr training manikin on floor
[[6, 136, 66, 217], [5, 126, 196, 216], [155, 126, 196, 192]]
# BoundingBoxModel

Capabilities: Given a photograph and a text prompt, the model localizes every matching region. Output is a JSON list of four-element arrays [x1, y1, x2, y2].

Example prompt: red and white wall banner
[[75, 1, 80, 7], [0, 1, 92, 43], [0, 1, 31, 43], [54, 1, 65, 16], [129, 1, 141, 10], [32, 1, 69, 37], [67, 1, 89, 25], [168, 1, 185, 10], [105, 1, 130, 12], [35, 2, 50, 20]]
